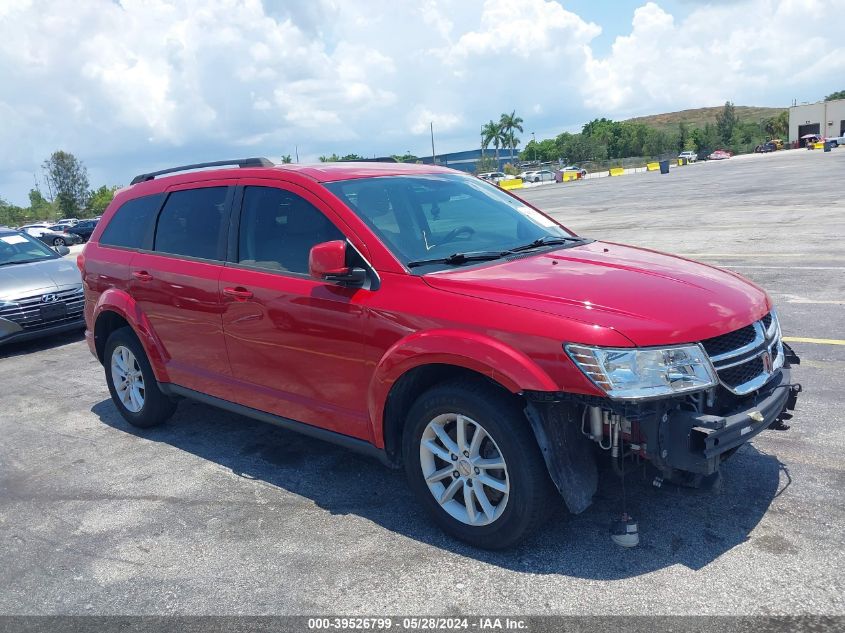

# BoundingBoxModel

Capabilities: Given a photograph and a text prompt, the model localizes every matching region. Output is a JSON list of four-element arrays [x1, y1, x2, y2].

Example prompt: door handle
[[223, 286, 253, 300], [132, 270, 153, 282]]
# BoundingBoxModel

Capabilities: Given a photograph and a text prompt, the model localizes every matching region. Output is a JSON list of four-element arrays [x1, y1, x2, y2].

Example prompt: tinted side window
[[238, 186, 343, 274], [99, 194, 162, 249], [154, 187, 229, 260]]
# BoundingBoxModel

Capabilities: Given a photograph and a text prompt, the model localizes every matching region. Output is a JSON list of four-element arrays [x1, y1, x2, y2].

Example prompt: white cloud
[[583, 0, 845, 116], [1, 0, 843, 203]]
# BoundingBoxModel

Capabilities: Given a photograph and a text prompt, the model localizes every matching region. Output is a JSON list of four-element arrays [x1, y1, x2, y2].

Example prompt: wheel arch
[[92, 289, 170, 382], [370, 329, 559, 464]]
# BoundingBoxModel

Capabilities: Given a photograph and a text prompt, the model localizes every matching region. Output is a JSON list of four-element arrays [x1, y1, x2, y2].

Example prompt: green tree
[[499, 111, 524, 162], [475, 156, 498, 173], [825, 90, 845, 101], [280, 154, 293, 164], [41, 150, 90, 217], [677, 122, 689, 153], [0, 198, 27, 227], [86, 185, 120, 217], [481, 120, 504, 165], [319, 153, 341, 162], [392, 153, 419, 163], [716, 101, 738, 145], [28, 189, 55, 221]]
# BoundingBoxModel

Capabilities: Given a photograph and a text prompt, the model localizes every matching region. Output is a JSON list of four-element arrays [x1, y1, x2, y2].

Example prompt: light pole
[[531, 132, 536, 163]]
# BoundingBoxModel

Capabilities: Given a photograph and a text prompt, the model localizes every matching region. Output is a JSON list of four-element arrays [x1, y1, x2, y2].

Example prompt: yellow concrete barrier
[[609, 167, 625, 177], [499, 178, 523, 190], [646, 162, 659, 171], [563, 171, 579, 182]]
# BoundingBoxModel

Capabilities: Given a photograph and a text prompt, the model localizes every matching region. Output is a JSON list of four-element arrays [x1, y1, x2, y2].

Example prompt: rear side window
[[154, 187, 229, 260], [99, 194, 162, 249]]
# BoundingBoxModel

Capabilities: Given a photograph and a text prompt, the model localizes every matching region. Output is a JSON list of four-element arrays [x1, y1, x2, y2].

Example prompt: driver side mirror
[[308, 240, 366, 287], [53, 244, 70, 256]]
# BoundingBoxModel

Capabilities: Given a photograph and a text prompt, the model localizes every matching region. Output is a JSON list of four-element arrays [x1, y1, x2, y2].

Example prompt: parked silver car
[[0, 229, 84, 346]]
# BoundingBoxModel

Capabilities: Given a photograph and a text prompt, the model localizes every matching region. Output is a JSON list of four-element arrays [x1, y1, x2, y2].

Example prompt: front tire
[[53, 237, 66, 247], [104, 327, 175, 428], [403, 380, 556, 549]]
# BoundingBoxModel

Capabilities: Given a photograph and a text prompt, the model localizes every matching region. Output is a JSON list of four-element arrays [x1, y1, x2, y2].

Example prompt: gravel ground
[[1, 148, 843, 616]]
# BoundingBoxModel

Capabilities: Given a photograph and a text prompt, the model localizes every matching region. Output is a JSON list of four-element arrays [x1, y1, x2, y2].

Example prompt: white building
[[789, 98, 845, 145]]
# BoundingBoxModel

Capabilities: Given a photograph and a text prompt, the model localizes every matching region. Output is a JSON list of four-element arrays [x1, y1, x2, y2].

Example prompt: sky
[[1, 0, 843, 205]]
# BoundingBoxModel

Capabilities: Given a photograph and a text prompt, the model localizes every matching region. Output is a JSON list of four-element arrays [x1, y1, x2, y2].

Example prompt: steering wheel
[[438, 225, 475, 245]]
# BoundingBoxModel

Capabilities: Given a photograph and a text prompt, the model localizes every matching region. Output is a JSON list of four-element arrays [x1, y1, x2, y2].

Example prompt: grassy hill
[[626, 105, 785, 131]]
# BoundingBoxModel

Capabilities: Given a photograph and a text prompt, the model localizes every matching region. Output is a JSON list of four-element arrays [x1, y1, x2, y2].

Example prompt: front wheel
[[403, 381, 556, 549], [104, 327, 176, 428], [53, 237, 66, 247]]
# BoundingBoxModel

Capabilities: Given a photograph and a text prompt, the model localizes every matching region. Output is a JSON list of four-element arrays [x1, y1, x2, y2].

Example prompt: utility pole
[[430, 122, 436, 165], [295, 145, 299, 163], [531, 132, 536, 163]]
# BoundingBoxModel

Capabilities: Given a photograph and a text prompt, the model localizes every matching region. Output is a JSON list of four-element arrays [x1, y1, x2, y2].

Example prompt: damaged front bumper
[[646, 367, 801, 477], [524, 361, 801, 514]]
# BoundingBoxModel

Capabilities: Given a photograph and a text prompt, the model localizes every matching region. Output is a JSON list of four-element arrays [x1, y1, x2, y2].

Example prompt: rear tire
[[53, 237, 66, 247], [104, 327, 175, 428], [402, 380, 557, 549]]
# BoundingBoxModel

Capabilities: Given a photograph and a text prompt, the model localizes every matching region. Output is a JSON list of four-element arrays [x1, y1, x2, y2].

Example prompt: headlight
[[766, 308, 780, 340], [565, 343, 717, 400], [0, 300, 17, 309]]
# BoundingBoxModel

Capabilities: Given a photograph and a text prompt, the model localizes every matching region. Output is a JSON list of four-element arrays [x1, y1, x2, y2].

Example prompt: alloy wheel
[[111, 345, 145, 413], [419, 413, 510, 526]]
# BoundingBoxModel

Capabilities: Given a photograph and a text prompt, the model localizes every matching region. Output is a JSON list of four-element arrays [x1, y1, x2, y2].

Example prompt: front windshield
[[325, 174, 575, 269], [0, 232, 59, 266]]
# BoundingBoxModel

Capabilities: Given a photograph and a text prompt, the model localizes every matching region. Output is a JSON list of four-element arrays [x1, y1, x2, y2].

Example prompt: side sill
[[159, 383, 392, 467]]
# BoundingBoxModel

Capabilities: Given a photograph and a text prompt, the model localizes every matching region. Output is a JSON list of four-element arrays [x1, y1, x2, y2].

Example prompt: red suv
[[81, 158, 800, 548]]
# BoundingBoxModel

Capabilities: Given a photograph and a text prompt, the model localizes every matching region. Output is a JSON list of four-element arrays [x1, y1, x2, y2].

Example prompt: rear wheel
[[104, 327, 175, 428], [403, 380, 556, 549], [52, 237, 66, 247]]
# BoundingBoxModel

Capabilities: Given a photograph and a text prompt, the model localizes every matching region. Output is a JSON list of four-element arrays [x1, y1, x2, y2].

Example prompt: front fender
[[368, 329, 559, 446], [93, 288, 170, 382]]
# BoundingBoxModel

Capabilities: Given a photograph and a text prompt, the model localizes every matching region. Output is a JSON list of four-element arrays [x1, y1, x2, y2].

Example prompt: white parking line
[[725, 266, 845, 270]]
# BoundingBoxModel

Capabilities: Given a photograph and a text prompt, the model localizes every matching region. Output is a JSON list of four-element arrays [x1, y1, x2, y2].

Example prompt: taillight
[[76, 251, 85, 272]]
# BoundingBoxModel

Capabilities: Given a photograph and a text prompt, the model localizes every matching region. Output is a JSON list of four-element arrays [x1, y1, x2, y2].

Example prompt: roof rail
[[130, 157, 274, 185]]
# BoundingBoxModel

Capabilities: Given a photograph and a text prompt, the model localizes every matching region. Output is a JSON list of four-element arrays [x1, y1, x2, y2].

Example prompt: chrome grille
[[702, 312, 783, 395], [0, 287, 84, 330]]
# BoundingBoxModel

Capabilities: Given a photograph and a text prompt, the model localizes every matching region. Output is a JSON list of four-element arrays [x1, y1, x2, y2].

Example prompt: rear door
[[219, 180, 372, 439], [129, 182, 234, 393]]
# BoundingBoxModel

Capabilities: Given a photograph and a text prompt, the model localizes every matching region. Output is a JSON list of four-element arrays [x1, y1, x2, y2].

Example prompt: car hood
[[422, 241, 770, 347], [0, 256, 82, 301]]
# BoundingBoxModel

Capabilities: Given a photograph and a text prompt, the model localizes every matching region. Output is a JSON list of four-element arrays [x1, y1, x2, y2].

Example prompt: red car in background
[[79, 158, 800, 548], [709, 149, 733, 160]]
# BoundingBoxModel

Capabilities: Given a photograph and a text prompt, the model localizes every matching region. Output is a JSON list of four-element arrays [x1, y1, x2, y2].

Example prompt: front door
[[129, 182, 234, 393], [220, 182, 372, 440]]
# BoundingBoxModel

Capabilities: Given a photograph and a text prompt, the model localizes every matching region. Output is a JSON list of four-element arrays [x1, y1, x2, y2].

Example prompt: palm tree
[[499, 111, 524, 162], [481, 120, 504, 167]]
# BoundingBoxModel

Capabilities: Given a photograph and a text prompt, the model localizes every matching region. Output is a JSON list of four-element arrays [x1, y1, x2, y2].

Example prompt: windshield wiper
[[508, 235, 586, 253], [407, 250, 510, 269]]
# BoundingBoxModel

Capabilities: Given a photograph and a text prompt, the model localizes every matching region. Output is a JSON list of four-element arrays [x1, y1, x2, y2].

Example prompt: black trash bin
[[659, 160, 670, 174], [824, 141, 832, 152]]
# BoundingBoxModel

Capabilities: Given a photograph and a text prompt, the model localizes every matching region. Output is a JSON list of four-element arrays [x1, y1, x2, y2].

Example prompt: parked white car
[[679, 151, 698, 163], [478, 171, 506, 183], [18, 223, 52, 237], [828, 133, 845, 147], [526, 169, 555, 183]]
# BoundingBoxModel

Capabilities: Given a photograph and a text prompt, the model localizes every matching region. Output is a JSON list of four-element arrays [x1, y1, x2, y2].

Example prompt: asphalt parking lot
[[1, 148, 843, 616]]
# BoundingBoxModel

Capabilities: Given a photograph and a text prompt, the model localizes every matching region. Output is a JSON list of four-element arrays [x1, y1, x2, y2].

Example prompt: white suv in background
[[679, 151, 698, 163]]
